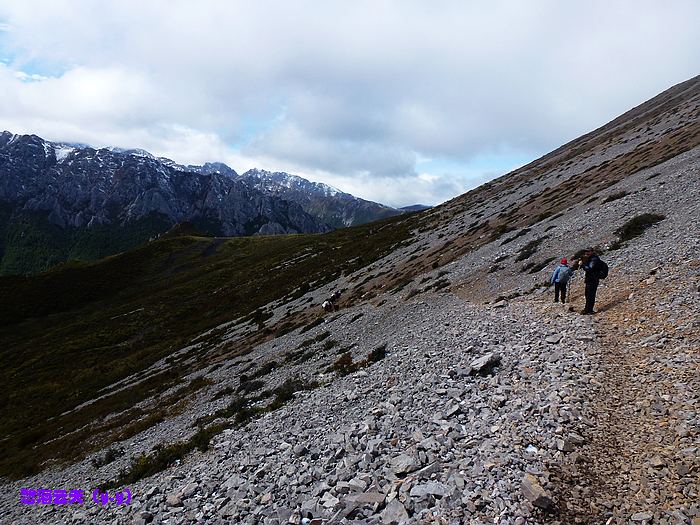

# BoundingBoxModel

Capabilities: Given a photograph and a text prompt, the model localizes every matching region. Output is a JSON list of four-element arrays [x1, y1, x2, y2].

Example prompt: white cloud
[[0, 1, 699, 206]]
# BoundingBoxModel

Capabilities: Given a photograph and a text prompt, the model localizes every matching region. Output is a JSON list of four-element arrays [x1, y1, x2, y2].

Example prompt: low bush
[[614, 213, 665, 242], [404, 288, 420, 300], [348, 312, 364, 323], [515, 237, 547, 262], [501, 228, 531, 245], [609, 213, 665, 250], [251, 361, 278, 379], [322, 339, 338, 352], [314, 331, 331, 343], [91, 446, 124, 469], [331, 352, 358, 376], [236, 379, 265, 394], [368, 344, 387, 363], [299, 317, 324, 334], [601, 191, 627, 204], [210, 386, 234, 401]]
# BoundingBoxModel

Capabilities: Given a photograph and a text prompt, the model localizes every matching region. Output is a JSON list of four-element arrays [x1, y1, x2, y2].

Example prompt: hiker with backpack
[[577, 248, 608, 315], [550, 258, 573, 303]]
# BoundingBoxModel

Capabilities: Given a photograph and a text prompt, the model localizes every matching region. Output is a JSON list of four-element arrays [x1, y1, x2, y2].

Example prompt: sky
[[0, 2, 698, 207]]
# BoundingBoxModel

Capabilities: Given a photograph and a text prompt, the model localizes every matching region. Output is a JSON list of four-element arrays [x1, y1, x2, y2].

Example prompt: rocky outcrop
[[239, 169, 401, 228], [0, 132, 327, 236]]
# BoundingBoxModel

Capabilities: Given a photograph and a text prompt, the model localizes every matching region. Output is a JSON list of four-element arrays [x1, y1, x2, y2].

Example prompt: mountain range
[[0, 134, 412, 274], [0, 75, 698, 524]]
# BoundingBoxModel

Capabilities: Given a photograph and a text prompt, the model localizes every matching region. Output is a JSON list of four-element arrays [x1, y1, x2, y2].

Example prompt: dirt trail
[[550, 271, 700, 524]]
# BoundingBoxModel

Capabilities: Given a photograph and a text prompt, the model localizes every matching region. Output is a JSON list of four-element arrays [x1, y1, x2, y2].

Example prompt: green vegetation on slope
[[0, 205, 172, 275], [0, 212, 419, 479]]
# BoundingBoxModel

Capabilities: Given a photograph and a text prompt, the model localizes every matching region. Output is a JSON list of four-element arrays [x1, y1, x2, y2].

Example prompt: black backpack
[[596, 259, 609, 280]]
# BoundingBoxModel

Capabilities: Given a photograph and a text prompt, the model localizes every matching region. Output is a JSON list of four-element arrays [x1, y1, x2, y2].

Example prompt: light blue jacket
[[551, 264, 571, 285]]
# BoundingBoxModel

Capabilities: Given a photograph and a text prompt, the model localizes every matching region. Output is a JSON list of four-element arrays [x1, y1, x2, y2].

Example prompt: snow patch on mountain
[[54, 145, 76, 163]]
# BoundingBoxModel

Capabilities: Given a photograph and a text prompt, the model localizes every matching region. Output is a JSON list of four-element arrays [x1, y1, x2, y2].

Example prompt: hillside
[[0, 76, 698, 524]]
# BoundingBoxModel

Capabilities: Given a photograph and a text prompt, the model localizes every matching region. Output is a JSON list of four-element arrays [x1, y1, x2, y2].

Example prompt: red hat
[[561, 258, 568, 264]]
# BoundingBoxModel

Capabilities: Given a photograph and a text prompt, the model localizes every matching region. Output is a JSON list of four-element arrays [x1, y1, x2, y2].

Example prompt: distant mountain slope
[[0, 134, 331, 274], [0, 133, 413, 275], [399, 204, 432, 212], [238, 168, 402, 228]]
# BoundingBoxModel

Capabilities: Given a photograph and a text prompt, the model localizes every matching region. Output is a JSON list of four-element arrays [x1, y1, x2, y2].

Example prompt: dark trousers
[[554, 282, 567, 303], [584, 280, 599, 313]]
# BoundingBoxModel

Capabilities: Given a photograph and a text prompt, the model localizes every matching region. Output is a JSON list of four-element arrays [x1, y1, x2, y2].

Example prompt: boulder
[[521, 474, 554, 510], [409, 481, 448, 498], [381, 498, 409, 524], [389, 454, 419, 475], [469, 353, 501, 376]]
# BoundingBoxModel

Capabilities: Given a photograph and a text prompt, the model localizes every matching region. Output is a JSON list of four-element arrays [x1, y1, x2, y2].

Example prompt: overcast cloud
[[0, 1, 698, 206]]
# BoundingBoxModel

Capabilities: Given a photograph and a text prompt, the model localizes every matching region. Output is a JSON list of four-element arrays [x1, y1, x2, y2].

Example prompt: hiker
[[322, 290, 341, 312], [578, 247, 608, 315], [550, 258, 572, 303]]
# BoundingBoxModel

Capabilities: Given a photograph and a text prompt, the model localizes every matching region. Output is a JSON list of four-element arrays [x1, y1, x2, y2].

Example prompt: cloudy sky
[[0, 1, 698, 206]]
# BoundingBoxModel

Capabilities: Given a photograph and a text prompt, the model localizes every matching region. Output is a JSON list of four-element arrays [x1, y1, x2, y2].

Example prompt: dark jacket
[[582, 255, 601, 284]]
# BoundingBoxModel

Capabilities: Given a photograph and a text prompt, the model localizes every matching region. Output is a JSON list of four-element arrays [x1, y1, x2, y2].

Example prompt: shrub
[[91, 446, 124, 469], [348, 312, 364, 323], [601, 191, 627, 204], [432, 279, 450, 291], [614, 213, 665, 242], [525, 259, 551, 274], [322, 339, 338, 352], [609, 213, 665, 250], [331, 353, 358, 376], [251, 361, 278, 379], [236, 379, 265, 394], [211, 386, 234, 401], [314, 331, 331, 343], [489, 224, 516, 242], [404, 288, 420, 300], [111, 423, 219, 487], [500, 228, 531, 246], [515, 237, 547, 262], [368, 344, 387, 363], [268, 378, 318, 410], [300, 317, 324, 334]]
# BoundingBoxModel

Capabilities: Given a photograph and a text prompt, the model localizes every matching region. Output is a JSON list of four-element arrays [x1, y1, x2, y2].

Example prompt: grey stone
[[389, 454, 419, 475], [165, 494, 183, 507], [180, 482, 198, 498], [521, 474, 554, 510], [293, 444, 309, 456], [469, 353, 501, 375], [409, 481, 448, 498], [649, 456, 665, 468], [381, 498, 410, 524], [344, 492, 385, 505]]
